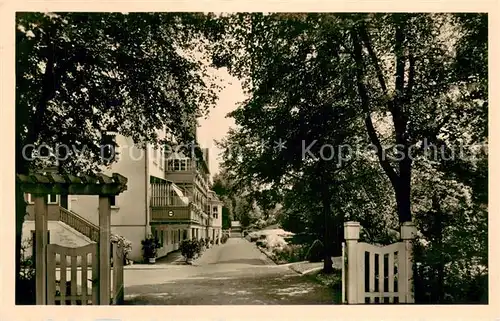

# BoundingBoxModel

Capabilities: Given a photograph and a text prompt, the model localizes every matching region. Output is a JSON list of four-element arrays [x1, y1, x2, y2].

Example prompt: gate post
[[344, 221, 360, 304], [98, 196, 112, 305], [400, 222, 417, 303], [34, 195, 48, 305]]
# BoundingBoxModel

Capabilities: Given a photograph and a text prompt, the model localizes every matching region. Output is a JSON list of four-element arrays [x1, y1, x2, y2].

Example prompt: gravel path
[[124, 238, 339, 305]]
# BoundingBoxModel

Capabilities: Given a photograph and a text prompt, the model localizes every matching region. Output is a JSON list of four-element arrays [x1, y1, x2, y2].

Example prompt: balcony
[[150, 204, 201, 223]]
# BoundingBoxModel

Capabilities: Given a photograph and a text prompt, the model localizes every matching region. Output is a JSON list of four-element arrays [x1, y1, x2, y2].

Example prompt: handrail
[[59, 207, 100, 243]]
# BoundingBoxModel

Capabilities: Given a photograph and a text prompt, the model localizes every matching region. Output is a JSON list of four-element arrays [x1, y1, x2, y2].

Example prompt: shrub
[[111, 233, 133, 265], [179, 239, 198, 262], [306, 239, 324, 263], [141, 234, 161, 261], [18, 238, 36, 305], [272, 244, 308, 264], [256, 239, 266, 247], [249, 232, 259, 242], [194, 239, 202, 255], [221, 233, 229, 244], [265, 234, 287, 250]]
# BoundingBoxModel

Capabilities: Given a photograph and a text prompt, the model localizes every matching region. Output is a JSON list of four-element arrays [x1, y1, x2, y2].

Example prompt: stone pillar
[[344, 221, 360, 304], [400, 221, 417, 303], [98, 196, 112, 305], [34, 195, 48, 305]]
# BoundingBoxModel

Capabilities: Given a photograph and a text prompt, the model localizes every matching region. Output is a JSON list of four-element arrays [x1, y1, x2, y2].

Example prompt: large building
[[22, 129, 223, 262]]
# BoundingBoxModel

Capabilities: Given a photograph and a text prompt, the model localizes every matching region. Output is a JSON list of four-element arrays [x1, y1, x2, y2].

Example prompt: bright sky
[[197, 67, 245, 178]]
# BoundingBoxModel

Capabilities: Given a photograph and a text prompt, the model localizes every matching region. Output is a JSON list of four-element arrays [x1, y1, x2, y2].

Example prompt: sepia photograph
[[12, 11, 488, 307]]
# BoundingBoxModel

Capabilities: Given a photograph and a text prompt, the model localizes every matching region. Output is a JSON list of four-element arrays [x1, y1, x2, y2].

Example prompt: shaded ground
[[124, 238, 338, 305]]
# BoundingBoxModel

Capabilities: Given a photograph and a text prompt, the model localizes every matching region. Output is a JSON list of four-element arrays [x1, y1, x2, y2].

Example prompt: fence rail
[[112, 243, 124, 305]]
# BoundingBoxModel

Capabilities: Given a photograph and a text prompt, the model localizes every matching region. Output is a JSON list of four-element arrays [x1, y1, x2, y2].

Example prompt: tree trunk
[[433, 194, 445, 303], [321, 186, 333, 274]]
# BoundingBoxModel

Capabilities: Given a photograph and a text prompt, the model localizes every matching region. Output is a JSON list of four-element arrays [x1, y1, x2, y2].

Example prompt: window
[[159, 148, 164, 169], [101, 134, 116, 164], [178, 229, 181, 242], [153, 229, 164, 247], [180, 159, 186, 171], [110, 196, 116, 207], [47, 194, 58, 204], [25, 193, 33, 204], [173, 159, 180, 171]]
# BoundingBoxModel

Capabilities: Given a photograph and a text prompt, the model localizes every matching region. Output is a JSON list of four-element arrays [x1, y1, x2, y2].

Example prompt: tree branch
[[405, 54, 415, 103], [351, 28, 399, 186], [394, 23, 406, 108], [358, 22, 389, 98]]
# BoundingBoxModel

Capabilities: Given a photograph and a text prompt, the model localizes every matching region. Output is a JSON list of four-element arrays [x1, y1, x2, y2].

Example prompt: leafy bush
[[249, 232, 259, 242], [272, 244, 308, 264], [264, 234, 287, 250], [306, 239, 324, 263], [18, 238, 35, 305], [141, 234, 161, 261], [179, 239, 198, 262], [256, 239, 266, 247], [111, 233, 133, 264]]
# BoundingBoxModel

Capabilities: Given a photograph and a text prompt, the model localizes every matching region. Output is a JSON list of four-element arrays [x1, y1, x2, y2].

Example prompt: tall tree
[[216, 13, 365, 272]]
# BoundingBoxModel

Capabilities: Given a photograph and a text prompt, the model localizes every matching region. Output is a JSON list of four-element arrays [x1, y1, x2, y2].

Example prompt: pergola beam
[[17, 173, 128, 196]]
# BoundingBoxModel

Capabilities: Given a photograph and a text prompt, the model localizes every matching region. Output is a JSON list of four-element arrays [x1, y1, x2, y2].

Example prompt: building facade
[[24, 130, 224, 262]]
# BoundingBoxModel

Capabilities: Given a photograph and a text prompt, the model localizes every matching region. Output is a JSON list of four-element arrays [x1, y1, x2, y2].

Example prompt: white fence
[[342, 221, 416, 304]]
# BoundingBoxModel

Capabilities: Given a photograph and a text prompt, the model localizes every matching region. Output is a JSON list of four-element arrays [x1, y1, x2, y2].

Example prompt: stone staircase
[[58, 207, 99, 242], [22, 207, 99, 255]]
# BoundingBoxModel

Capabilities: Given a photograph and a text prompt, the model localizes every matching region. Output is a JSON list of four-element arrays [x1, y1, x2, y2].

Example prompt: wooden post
[[400, 221, 416, 303], [344, 221, 360, 304], [341, 242, 346, 304], [34, 195, 48, 305], [98, 196, 111, 305]]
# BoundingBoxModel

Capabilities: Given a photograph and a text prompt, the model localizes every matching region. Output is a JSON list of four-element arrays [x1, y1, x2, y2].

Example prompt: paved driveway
[[124, 238, 337, 305]]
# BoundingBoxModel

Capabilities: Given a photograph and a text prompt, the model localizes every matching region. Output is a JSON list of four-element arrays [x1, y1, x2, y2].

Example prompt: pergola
[[17, 172, 128, 305]]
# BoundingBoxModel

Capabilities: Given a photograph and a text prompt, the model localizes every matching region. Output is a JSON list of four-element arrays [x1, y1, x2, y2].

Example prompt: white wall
[[111, 225, 147, 262], [69, 134, 148, 262]]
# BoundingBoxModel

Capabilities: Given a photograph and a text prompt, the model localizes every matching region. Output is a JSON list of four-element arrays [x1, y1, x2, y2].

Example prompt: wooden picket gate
[[342, 221, 416, 304], [46, 243, 99, 305], [46, 242, 125, 305]]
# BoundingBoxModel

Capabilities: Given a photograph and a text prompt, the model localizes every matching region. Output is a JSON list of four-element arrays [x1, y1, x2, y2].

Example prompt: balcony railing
[[59, 207, 99, 242], [150, 204, 201, 223]]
